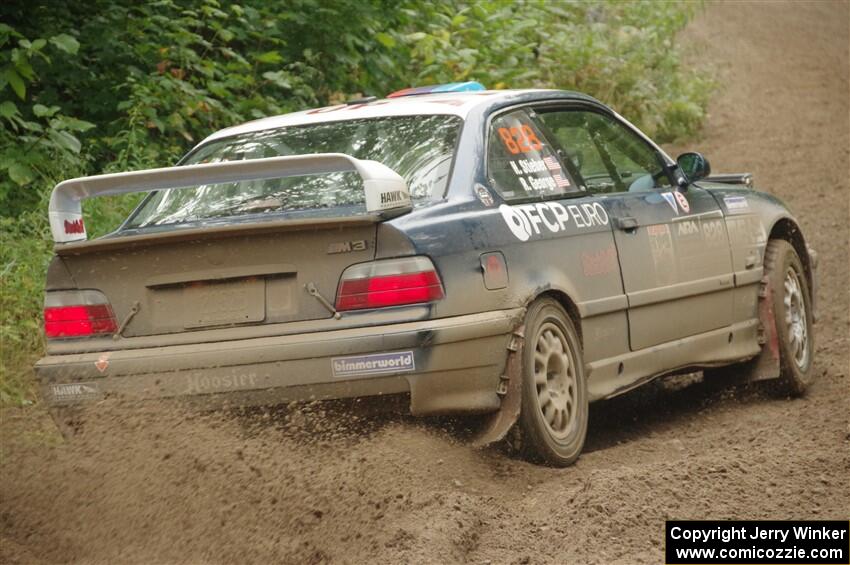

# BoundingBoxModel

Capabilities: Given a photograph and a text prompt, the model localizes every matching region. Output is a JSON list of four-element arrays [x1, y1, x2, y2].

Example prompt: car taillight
[[44, 290, 118, 339], [336, 257, 445, 311]]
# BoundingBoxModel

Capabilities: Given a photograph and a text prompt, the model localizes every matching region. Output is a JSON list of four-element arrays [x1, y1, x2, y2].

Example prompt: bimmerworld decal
[[332, 351, 415, 378]]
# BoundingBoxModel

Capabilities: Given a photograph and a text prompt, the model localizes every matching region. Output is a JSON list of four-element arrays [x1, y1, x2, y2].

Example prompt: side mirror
[[676, 152, 711, 183]]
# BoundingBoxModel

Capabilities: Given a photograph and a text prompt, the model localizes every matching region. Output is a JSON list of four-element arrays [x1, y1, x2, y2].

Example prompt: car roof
[[199, 89, 598, 145]]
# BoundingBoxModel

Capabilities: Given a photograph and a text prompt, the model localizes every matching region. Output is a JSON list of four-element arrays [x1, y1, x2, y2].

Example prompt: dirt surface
[[1, 2, 848, 563]]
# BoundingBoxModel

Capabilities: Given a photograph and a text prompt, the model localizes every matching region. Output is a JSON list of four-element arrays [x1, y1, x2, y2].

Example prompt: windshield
[[124, 115, 462, 229]]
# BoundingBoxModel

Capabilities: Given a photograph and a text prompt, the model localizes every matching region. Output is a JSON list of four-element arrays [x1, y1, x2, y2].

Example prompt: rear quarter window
[[486, 109, 583, 202]]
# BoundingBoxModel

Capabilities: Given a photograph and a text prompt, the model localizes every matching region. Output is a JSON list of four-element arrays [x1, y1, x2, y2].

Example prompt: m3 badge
[[327, 240, 368, 254]]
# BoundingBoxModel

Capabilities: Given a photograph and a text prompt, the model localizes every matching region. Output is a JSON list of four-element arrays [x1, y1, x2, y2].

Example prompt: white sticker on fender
[[724, 195, 749, 212]]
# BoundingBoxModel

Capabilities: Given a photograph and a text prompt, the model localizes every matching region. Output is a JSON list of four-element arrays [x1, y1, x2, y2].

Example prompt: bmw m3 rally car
[[37, 82, 817, 466]]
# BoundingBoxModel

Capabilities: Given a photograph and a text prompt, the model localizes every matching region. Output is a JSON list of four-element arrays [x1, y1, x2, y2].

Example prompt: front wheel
[[518, 298, 588, 467], [765, 239, 815, 396]]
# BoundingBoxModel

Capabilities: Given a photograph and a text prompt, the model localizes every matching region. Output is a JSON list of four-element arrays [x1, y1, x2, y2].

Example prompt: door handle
[[615, 216, 639, 232]]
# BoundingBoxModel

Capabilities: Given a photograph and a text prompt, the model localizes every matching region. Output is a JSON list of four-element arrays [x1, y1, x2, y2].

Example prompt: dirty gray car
[[36, 84, 817, 466]]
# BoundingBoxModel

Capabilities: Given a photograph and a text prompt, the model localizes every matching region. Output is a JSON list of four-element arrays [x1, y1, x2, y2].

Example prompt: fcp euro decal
[[500, 202, 608, 242]]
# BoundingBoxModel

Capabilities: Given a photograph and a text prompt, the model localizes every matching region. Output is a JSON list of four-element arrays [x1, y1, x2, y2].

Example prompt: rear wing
[[48, 153, 411, 244]]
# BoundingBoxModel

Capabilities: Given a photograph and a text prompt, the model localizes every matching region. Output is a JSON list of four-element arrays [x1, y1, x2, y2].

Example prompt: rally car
[[37, 82, 817, 466]]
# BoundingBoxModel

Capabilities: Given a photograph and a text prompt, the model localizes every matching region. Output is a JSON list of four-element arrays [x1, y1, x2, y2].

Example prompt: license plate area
[[183, 277, 265, 329]]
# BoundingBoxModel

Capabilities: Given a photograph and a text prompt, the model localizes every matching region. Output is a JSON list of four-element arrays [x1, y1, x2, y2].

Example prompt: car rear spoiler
[[703, 173, 754, 188], [48, 153, 411, 244]]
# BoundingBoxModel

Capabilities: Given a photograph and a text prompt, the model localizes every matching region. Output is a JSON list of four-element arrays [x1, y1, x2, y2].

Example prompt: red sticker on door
[[674, 192, 690, 214]]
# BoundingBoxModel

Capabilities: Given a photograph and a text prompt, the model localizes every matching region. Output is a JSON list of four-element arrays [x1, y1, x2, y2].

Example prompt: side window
[[487, 109, 583, 201], [536, 110, 671, 194]]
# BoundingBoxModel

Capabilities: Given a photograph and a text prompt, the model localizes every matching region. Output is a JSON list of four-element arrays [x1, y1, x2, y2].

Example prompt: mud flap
[[806, 245, 818, 323], [748, 275, 781, 382], [470, 326, 525, 447]]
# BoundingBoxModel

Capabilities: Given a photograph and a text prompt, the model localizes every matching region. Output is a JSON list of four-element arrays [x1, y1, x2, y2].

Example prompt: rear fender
[[45, 255, 77, 291]]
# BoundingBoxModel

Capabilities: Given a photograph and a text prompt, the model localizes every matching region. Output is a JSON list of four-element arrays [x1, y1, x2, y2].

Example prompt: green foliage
[[391, 0, 711, 142], [1, 206, 50, 405], [0, 0, 710, 404], [0, 23, 93, 215]]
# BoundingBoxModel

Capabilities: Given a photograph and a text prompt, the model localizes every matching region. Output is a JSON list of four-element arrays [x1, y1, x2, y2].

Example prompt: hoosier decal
[[185, 372, 257, 394], [332, 351, 415, 378]]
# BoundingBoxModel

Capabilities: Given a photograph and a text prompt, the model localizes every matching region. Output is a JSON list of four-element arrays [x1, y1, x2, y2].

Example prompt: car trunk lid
[[55, 217, 377, 337]]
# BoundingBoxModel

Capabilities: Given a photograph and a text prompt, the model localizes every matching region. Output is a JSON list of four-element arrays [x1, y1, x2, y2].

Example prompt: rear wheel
[[518, 298, 588, 467], [765, 239, 815, 395]]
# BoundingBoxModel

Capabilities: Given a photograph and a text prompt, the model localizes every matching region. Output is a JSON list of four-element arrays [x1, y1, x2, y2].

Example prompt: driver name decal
[[492, 114, 582, 198], [500, 202, 609, 242]]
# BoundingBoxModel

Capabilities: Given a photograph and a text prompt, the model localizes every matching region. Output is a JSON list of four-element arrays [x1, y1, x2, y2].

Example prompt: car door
[[485, 107, 629, 365], [537, 107, 735, 351]]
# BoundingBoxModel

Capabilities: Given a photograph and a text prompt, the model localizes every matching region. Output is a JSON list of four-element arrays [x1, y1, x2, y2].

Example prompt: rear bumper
[[35, 308, 523, 416]]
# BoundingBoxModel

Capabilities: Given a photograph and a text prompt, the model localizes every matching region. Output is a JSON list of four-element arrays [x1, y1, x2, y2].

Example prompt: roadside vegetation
[[0, 0, 711, 405]]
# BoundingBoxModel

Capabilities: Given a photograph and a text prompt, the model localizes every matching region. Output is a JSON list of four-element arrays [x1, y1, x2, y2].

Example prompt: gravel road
[[1, 2, 847, 563]]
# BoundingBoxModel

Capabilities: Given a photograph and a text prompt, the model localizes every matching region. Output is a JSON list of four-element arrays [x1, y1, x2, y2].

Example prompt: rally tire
[[764, 239, 815, 396], [518, 298, 588, 467]]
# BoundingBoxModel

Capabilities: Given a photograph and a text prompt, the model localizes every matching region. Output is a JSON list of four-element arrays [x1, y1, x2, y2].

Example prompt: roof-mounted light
[[386, 81, 486, 98]]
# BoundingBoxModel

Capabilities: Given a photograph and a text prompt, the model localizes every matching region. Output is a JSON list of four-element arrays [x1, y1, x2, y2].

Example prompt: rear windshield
[[124, 115, 461, 229]]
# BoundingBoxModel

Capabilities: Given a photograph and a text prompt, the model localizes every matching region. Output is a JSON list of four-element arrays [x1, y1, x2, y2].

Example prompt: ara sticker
[[661, 192, 679, 214], [499, 201, 609, 242], [676, 219, 700, 237], [674, 191, 690, 214], [475, 184, 495, 207], [332, 351, 415, 378], [724, 195, 749, 212]]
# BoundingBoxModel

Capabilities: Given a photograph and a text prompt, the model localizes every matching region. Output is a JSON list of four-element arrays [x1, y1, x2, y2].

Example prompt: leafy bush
[[0, 0, 710, 404], [391, 1, 710, 141]]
